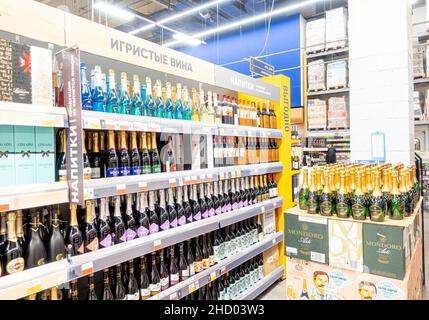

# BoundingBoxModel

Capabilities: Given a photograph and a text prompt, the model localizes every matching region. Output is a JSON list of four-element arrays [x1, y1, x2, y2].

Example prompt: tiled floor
[[257, 211, 429, 300]]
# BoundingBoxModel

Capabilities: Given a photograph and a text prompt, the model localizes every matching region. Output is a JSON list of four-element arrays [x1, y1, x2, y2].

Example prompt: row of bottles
[[53, 63, 277, 128], [185, 255, 264, 300], [213, 136, 279, 167], [1, 174, 277, 277], [298, 163, 420, 221]]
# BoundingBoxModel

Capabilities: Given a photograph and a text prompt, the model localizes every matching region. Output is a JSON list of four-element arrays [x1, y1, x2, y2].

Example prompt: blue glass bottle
[[118, 72, 131, 114], [165, 82, 174, 119], [131, 74, 142, 116], [145, 77, 155, 117], [155, 80, 165, 118], [91, 65, 105, 112], [174, 83, 184, 120], [106, 69, 119, 113], [141, 84, 147, 116], [80, 62, 92, 111], [183, 86, 192, 121]]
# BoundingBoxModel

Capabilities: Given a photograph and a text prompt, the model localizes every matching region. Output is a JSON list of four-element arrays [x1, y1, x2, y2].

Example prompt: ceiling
[[37, 0, 347, 47]]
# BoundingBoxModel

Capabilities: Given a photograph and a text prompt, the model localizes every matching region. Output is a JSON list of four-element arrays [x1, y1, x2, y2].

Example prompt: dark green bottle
[[381, 169, 392, 217], [400, 170, 411, 217], [320, 170, 334, 216], [352, 172, 367, 220], [298, 168, 309, 210], [307, 170, 319, 214], [369, 170, 386, 222], [336, 172, 349, 218], [390, 170, 403, 220]]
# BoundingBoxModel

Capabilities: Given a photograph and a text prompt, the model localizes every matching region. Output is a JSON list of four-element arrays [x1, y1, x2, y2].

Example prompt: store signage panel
[[249, 56, 275, 77], [214, 66, 280, 101], [64, 13, 215, 85]]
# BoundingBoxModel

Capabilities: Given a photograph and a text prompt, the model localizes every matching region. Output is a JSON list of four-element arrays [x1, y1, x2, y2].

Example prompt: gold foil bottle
[[390, 170, 403, 220], [369, 170, 385, 222], [351, 171, 367, 220], [307, 170, 319, 214], [336, 172, 349, 218], [299, 168, 309, 210]]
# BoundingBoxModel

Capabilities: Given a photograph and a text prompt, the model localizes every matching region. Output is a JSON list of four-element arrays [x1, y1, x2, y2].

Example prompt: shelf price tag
[[40, 119, 56, 127], [26, 279, 42, 295], [119, 121, 132, 131], [219, 172, 225, 180], [0, 202, 10, 212], [168, 178, 177, 188], [210, 272, 217, 282], [261, 206, 265, 213], [103, 119, 116, 130], [153, 239, 162, 251], [188, 283, 196, 294], [220, 266, 227, 275], [138, 182, 148, 192], [81, 262, 94, 276], [169, 292, 178, 300], [84, 188, 94, 200], [116, 184, 126, 195]]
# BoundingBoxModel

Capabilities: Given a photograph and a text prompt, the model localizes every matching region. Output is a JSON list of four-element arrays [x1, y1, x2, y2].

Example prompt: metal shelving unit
[[149, 231, 283, 300], [306, 47, 349, 59], [306, 87, 349, 97], [83, 162, 283, 200], [236, 266, 284, 300]]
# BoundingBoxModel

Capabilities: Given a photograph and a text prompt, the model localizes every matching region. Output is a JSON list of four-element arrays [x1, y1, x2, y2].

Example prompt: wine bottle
[[148, 191, 159, 234], [199, 184, 208, 219], [307, 170, 319, 215], [158, 189, 170, 232], [118, 72, 131, 114], [124, 194, 137, 241], [48, 207, 66, 262], [369, 170, 386, 222], [82, 131, 92, 180], [201, 234, 210, 270], [139, 132, 151, 175], [115, 264, 126, 300], [91, 66, 105, 112], [217, 180, 224, 214], [87, 274, 98, 300], [165, 81, 174, 119], [223, 225, 231, 258], [182, 185, 192, 224], [140, 256, 151, 300], [169, 246, 179, 286], [113, 196, 126, 243], [130, 131, 142, 176], [16, 210, 25, 249], [206, 183, 215, 217], [178, 242, 189, 281], [230, 179, 237, 211], [212, 229, 220, 264], [163, 136, 176, 173], [68, 204, 83, 256], [352, 171, 367, 220], [56, 129, 67, 181], [190, 185, 201, 221], [98, 198, 112, 248], [136, 193, 150, 238], [175, 187, 186, 227], [102, 268, 114, 300], [2, 211, 23, 275], [186, 239, 195, 278], [118, 131, 130, 176], [217, 277, 225, 300], [131, 74, 143, 115], [126, 260, 140, 300], [400, 169, 412, 217], [159, 249, 170, 291], [205, 282, 213, 300], [80, 62, 92, 110], [69, 280, 79, 300], [174, 83, 184, 119], [106, 131, 119, 177], [194, 237, 203, 274], [207, 232, 215, 266], [90, 132, 101, 179], [320, 170, 334, 216], [150, 133, 161, 173], [299, 168, 309, 210], [25, 210, 47, 268], [106, 69, 119, 113], [182, 86, 192, 120], [84, 200, 99, 252], [213, 181, 221, 215], [155, 80, 165, 118], [223, 179, 231, 213], [167, 188, 177, 228]]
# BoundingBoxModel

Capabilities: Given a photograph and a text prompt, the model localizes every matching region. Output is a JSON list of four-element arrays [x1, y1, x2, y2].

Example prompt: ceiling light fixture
[[164, 0, 324, 48], [93, 1, 135, 21], [129, 0, 230, 35], [172, 33, 203, 46]]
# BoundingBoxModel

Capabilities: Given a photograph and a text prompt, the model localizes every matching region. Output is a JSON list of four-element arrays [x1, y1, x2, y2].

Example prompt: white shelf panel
[[306, 129, 350, 137], [306, 47, 349, 59], [414, 78, 429, 85], [307, 88, 349, 97], [150, 231, 283, 300], [84, 162, 283, 200], [0, 182, 69, 212], [0, 101, 67, 127], [236, 266, 284, 300], [217, 123, 283, 139], [0, 259, 69, 300]]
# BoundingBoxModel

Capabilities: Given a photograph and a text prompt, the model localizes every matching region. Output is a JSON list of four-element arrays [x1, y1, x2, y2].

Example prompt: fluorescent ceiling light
[[94, 1, 135, 21], [164, 0, 324, 47], [172, 33, 203, 46], [129, 0, 230, 35]]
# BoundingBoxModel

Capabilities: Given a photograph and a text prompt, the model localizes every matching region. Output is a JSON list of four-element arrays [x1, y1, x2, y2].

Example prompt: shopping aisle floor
[[257, 279, 286, 300]]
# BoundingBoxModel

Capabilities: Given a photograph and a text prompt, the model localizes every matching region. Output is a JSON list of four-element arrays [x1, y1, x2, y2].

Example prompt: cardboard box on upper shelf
[[285, 239, 422, 300], [326, 60, 348, 89], [307, 60, 326, 92], [306, 18, 326, 53], [263, 244, 280, 276], [325, 7, 348, 50]]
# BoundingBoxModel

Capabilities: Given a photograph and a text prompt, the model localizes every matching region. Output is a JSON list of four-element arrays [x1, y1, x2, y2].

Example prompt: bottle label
[[126, 228, 137, 241], [170, 217, 178, 228], [83, 167, 92, 180], [127, 292, 140, 300], [193, 211, 201, 221], [178, 215, 186, 226], [202, 258, 210, 269], [150, 223, 159, 235], [215, 206, 222, 215], [137, 226, 149, 237], [119, 232, 127, 242], [194, 261, 203, 273], [202, 209, 208, 219], [320, 200, 333, 216], [131, 166, 141, 176], [160, 220, 170, 231], [86, 238, 99, 252], [106, 167, 119, 177], [91, 167, 101, 179], [140, 288, 151, 300], [152, 165, 161, 174], [119, 166, 131, 176], [6, 257, 24, 274], [181, 269, 189, 279], [170, 273, 179, 283], [100, 234, 113, 248], [226, 203, 232, 212], [369, 204, 384, 220], [336, 201, 349, 217], [160, 277, 169, 290], [352, 203, 366, 219], [188, 263, 195, 276], [142, 165, 151, 175], [149, 283, 161, 293], [208, 208, 215, 217]]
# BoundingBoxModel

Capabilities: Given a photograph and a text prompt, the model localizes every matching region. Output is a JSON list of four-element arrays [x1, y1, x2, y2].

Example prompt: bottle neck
[[130, 132, 138, 150], [108, 131, 116, 150], [120, 132, 127, 150], [92, 133, 99, 152], [85, 201, 93, 224], [151, 133, 157, 150]]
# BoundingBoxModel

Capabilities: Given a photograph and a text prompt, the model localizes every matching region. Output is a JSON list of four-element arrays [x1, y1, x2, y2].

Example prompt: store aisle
[[257, 279, 287, 300]]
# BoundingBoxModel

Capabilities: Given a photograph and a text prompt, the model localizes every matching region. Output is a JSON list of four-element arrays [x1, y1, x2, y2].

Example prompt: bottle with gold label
[[369, 170, 385, 222], [320, 170, 334, 216], [3, 211, 25, 275], [68, 203, 84, 255], [352, 171, 367, 220], [56, 129, 67, 182], [400, 169, 412, 217], [25, 210, 47, 269], [298, 168, 309, 210], [307, 170, 319, 214], [390, 170, 403, 220], [84, 200, 99, 252], [329, 170, 337, 214], [336, 172, 349, 218], [191, 88, 200, 122], [381, 169, 391, 217], [316, 168, 323, 201], [82, 131, 92, 180], [405, 168, 415, 213]]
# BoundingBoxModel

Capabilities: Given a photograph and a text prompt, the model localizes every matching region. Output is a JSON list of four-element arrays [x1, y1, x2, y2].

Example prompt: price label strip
[[138, 182, 148, 192], [168, 178, 177, 188], [116, 184, 126, 195], [153, 239, 162, 251], [81, 262, 94, 276], [26, 280, 42, 295], [0, 202, 10, 212]]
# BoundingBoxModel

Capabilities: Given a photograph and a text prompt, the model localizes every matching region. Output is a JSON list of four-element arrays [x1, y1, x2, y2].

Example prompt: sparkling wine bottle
[[48, 207, 66, 262], [149, 252, 161, 296], [167, 187, 177, 228], [68, 204, 83, 256], [137, 193, 150, 238], [113, 196, 126, 244], [169, 246, 179, 286], [175, 187, 186, 226], [183, 185, 193, 224], [159, 249, 170, 291], [115, 264, 126, 300], [140, 256, 151, 300], [25, 210, 47, 269], [84, 200, 99, 252], [124, 194, 137, 241], [206, 183, 215, 217], [102, 268, 114, 300], [98, 198, 113, 248], [148, 191, 159, 234], [199, 184, 208, 219], [178, 242, 189, 281], [159, 189, 170, 231], [190, 185, 201, 221], [127, 260, 140, 300]]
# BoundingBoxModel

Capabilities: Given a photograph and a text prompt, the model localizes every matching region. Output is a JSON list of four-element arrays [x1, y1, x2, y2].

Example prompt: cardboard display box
[[307, 60, 326, 92], [326, 60, 348, 89], [307, 99, 327, 130], [263, 245, 280, 276], [327, 96, 348, 129]]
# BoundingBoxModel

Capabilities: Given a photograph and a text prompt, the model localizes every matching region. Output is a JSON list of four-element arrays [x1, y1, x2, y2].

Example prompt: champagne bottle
[[129, 131, 142, 176], [16, 210, 25, 249], [186, 239, 195, 277], [336, 171, 349, 218], [115, 264, 126, 300], [87, 274, 98, 300], [165, 81, 174, 119], [118, 131, 130, 176], [102, 268, 114, 300], [90, 132, 101, 179], [199, 184, 208, 219], [106, 131, 119, 177], [320, 170, 334, 216], [169, 246, 179, 286], [150, 133, 161, 173], [80, 62, 92, 110], [118, 72, 131, 114], [369, 170, 386, 222], [181, 185, 192, 224], [68, 204, 83, 255], [352, 171, 367, 220], [148, 191, 159, 234], [113, 196, 126, 243], [173, 187, 185, 227], [201, 234, 210, 270], [91, 66, 105, 112], [126, 260, 140, 300], [223, 179, 231, 212], [145, 77, 155, 117], [213, 181, 221, 215], [159, 249, 169, 291], [47, 207, 66, 262], [124, 194, 137, 241], [182, 86, 192, 120], [84, 200, 99, 252], [207, 232, 215, 266], [178, 242, 189, 281], [137, 193, 150, 238], [158, 189, 170, 231], [191, 185, 201, 221], [139, 132, 151, 175], [56, 129, 67, 181], [25, 210, 47, 268], [131, 75, 143, 115], [299, 168, 309, 210], [106, 69, 119, 113], [400, 169, 411, 217], [98, 198, 113, 248], [82, 131, 92, 179], [140, 256, 151, 300], [194, 237, 203, 273]]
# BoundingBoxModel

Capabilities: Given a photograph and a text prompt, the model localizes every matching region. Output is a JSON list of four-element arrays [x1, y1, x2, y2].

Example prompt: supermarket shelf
[[291, 170, 300, 175], [68, 197, 283, 280], [413, 78, 429, 85], [303, 147, 328, 152], [291, 139, 301, 144], [217, 124, 283, 139], [0, 101, 68, 128], [306, 47, 349, 59], [150, 231, 284, 300], [0, 259, 69, 300], [236, 266, 284, 300], [0, 182, 69, 212], [307, 88, 349, 97], [415, 120, 429, 126], [84, 162, 283, 200], [306, 129, 350, 137]]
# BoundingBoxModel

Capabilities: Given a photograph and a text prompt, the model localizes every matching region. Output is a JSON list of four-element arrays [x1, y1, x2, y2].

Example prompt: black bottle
[[176, 187, 186, 226], [199, 184, 208, 219], [158, 189, 170, 232], [182, 186, 193, 224], [137, 192, 150, 238]]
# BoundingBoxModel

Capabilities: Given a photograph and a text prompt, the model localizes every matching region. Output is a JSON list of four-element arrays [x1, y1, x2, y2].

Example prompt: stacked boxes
[[307, 60, 326, 91], [327, 96, 348, 129], [413, 47, 425, 79], [0, 125, 15, 187], [30, 46, 53, 106], [307, 99, 327, 130], [263, 245, 280, 276], [306, 18, 326, 53], [326, 61, 348, 89], [35, 127, 55, 183], [325, 7, 348, 50]]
